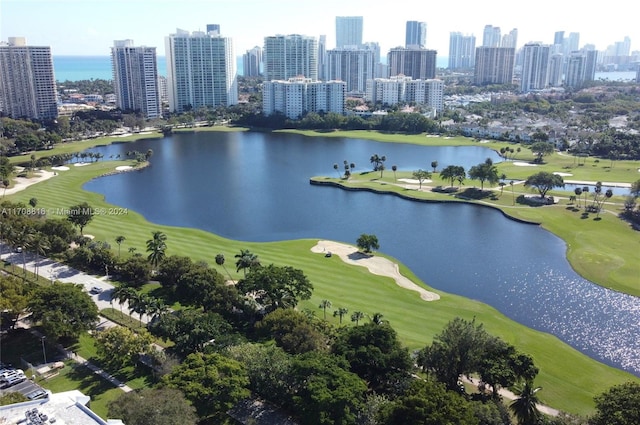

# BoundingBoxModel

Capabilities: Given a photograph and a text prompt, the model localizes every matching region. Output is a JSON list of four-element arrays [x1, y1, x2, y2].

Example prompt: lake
[[83, 131, 640, 376]]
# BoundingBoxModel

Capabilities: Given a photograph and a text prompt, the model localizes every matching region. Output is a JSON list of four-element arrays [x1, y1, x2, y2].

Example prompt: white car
[[90, 286, 103, 294]]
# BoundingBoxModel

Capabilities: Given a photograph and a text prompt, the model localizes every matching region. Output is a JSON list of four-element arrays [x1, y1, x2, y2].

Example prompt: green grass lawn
[[39, 360, 125, 419], [5, 135, 640, 415]]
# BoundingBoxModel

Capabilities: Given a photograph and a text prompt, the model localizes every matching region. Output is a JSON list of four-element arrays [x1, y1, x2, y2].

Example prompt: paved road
[[1, 245, 150, 324]]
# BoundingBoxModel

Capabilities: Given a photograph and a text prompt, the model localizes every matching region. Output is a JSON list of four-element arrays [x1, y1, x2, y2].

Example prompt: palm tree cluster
[[111, 285, 168, 323]]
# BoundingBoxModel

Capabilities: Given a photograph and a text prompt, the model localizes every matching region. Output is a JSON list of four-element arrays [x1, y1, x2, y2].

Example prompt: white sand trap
[[398, 178, 432, 184], [311, 240, 440, 301], [51, 166, 70, 171], [553, 172, 573, 177], [74, 162, 90, 167], [513, 162, 538, 167], [115, 165, 133, 171], [3, 170, 56, 196]]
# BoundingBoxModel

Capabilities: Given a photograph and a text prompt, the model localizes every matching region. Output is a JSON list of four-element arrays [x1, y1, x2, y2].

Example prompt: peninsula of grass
[[6, 160, 639, 415]]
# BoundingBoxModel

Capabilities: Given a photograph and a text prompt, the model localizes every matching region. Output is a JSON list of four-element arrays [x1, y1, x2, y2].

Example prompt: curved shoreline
[[310, 178, 542, 226]]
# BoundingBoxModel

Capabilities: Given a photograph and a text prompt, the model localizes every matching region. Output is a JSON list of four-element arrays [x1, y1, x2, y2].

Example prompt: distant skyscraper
[[567, 32, 580, 52], [482, 25, 501, 47], [243, 46, 262, 77], [565, 51, 590, 89], [326, 47, 376, 94], [318, 35, 327, 80], [501, 29, 518, 49], [263, 34, 318, 81], [473, 47, 515, 85], [387, 48, 437, 80], [111, 40, 160, 118], [548, 54, 563, 87], [520, 43, 551, 92], [0, 37, 57, 120], [405, 21, 427, 48], [206, 24, 220, 35], [449, 32, 476, 69], [262, 77, 345, 119], [553, 31, 565, 46], [335, 16, 363, 48], [165, 28, 237, 113]]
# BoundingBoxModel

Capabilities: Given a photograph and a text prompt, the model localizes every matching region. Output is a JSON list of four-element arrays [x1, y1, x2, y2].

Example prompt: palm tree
[[10, 226, 34, 278], [115, 235, 126, 258], [30, 232, 50, 278], [391, 165, 397, 181], [371, 312, 386, 325], [510, 180, 515, 205], [129, 292, 150, 323], [582, 186, 590, 209], [350, 311, 365, 325], [111, 286, 136, 315], [509, 381, 542, 425], [215, 253, 234, 282], [0, 221, 11, 257], [574, 187, 583, 208], [431, 160, 438, 173], [234, 249, 260, 276], [333, 163, 340, 178], [146, 297, 169, 323], [596, 189, 613, 218], [318, 299, 332, 320], [146, 231, 167, 271], [333, 307, 348, 324]]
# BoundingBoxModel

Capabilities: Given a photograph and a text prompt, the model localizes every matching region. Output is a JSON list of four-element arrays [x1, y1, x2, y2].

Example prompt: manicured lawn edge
[[6, 143, 639, 415]]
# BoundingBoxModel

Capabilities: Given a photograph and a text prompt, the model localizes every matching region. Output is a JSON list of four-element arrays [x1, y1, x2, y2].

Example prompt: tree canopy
[[590, 381, 640, 425], [468, 158, 499, 190], [440, 165, 466, 188], [332, 323, 412, 394], [28, 283, 98, 340], [524, 171, 565, 198], [108, 388, 198, 425], [356, 233, 380, 253], [238, 264, 313, 312], [163, 352, 250, 421], [530, 141, 555, 163], [66, 202, 94, 235]]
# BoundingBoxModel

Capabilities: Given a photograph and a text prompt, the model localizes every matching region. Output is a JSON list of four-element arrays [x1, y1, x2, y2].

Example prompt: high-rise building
[[0, 37, 57, 120], [553, 31, 565, 46], [565, 52, 587, 89], [473, 47, 515, 85], [449, 32, 476, 69], [206, 24, 220, 35], [405, 21, 427, 49], [335, 16, 363, 48], [548, 54, 563, 87], [318, 35, 327, 81], [387, 48, 437, 80], [263, 34, 318, 81], [501, 29, 518, 49], [365, 75, 444, 112], [262, 77, 345, 119], [243, 46, 262, 77], [111, 40, 160, 118], [567, 32, 580, 52], [165, 28, 238, 113], [520, 43, 551, 93], [326, 47, 376, 95], [482, 25, 501, 47]]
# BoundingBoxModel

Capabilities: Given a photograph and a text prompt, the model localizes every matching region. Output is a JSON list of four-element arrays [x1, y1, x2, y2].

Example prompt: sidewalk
[[26, 327, 133, 393]]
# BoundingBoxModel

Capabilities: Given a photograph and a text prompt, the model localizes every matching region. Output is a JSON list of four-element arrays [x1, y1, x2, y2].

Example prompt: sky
[[1, 0, 637, 57]]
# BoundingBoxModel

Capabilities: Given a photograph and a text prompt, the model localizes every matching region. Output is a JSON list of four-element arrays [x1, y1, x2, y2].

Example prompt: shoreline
[[310, 240, 440, 301]]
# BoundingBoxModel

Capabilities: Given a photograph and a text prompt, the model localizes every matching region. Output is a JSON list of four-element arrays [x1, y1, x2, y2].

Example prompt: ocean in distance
[[54, 56, 637, 83]]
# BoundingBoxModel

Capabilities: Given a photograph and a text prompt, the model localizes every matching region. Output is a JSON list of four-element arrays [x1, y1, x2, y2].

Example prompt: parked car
[[26, 388, 48, 400], [0, 374, 26, 388], [90, 286, 103, 294]]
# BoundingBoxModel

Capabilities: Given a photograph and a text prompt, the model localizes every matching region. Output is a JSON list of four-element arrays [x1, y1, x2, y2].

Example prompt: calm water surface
[[84, 131, 640, 375]]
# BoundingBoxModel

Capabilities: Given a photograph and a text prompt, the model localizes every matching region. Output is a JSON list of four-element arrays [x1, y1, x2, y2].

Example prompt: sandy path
[[3, 170, 56, 196], [311, 240, 440, 301]]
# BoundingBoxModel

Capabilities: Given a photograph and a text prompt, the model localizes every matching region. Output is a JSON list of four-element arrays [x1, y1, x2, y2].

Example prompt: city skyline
[[1, 0, 638, 57]]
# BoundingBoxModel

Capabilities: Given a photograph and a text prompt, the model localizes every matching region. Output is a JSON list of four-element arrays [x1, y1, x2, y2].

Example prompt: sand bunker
[[553, 172, 573, 177], [311, 240, 440, 301], [398, 178, 432, 184], [74, 162, 90, 167], [513, 162, 538, 167], [115, 165, 133, 171], [51, 166, 70, 171]]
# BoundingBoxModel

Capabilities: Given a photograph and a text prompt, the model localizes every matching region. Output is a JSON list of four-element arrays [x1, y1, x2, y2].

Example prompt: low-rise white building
[[366, 75, 444, 112], [262, 77, 346, 119]]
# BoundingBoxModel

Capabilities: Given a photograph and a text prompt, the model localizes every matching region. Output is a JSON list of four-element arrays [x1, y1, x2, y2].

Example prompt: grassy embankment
[[6, 149, 639, 415], [290, 129, 639, 296]]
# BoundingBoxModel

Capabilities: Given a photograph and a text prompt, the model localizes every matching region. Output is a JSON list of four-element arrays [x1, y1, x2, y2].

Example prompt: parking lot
[[0, 375, 47, 400]]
